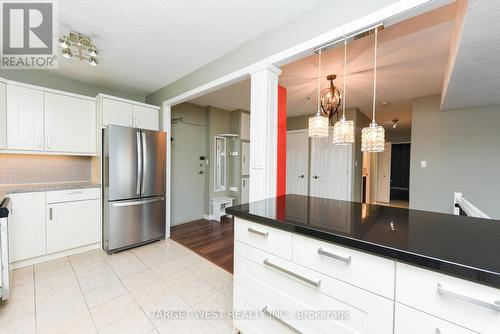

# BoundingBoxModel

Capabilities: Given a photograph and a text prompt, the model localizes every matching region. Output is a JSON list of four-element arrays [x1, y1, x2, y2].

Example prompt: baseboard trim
[[203, 214, 214, 220], [11, 242, 101, 269]]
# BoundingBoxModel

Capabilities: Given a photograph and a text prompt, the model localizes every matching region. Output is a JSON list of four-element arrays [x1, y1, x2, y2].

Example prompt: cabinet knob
[[313, 175, 319, 179], [298, 174, 305, 179]]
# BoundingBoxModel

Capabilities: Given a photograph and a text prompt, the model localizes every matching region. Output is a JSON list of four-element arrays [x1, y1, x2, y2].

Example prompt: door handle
[[262, 306, 302, 334], [318, 248, 351, 264], [263, 259, 321, 288], [141, 131, 147, 195], [437, 283, 500, 312], [112, 197, 165, 207], [49, 207, 53, 220], [198, 171, 204, 175], [136, 132, 142, 195], [313, 175, 319, 179], [298, 174, 304, 179]]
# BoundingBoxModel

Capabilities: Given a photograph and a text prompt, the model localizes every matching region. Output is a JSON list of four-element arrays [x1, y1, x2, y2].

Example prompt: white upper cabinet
[[100, 95, 159, 130], [6, 84, 44, 151], [133, 105, 159, 130], [44, 92, 96, 154], [102, 98, 134, 127]]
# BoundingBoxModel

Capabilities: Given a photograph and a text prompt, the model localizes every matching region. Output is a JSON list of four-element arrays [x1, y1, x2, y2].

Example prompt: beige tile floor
[[0, 239, 234, 334]]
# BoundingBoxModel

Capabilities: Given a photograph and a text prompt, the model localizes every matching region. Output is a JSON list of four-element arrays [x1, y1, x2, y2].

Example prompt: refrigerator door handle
[[136, 131, 142, 195], [112, 197, 165, 207], [141, 131, 147, 195]]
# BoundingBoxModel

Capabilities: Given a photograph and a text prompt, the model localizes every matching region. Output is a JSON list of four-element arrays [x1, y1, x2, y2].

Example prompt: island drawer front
[[233, 281, 321, 334], [395, 303, 478, 334], [396, 262, 500, 334], [46, 187, 100, 203], [235, 241, 394, 334], [234, 218, 292, 260], [292, 234, 395, 299]]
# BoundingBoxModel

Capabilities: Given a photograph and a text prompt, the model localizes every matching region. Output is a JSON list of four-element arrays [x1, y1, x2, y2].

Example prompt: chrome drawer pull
[[262, 306, 302, 334], [318, 248, 351, 264], [437, 283, 500, 312], [263, 259, 321, 288], [247, 227, 268, 237]]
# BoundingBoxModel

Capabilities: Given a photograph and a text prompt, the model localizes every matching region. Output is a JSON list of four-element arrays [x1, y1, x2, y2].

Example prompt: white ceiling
[[441, 0, 500, 110], [51, 0, 326, 96], [190, 3, 457, 131]]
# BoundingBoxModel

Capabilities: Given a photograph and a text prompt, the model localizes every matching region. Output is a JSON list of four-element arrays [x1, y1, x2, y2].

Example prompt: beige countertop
[[0, 181, 100, 200]]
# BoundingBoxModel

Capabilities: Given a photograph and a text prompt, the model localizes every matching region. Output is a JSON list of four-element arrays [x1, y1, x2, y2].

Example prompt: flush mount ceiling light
[[361, 27, 385, 153], [333, 39, 355, 145], [58, 32, 102, 66], [309, 49, 329, 138]]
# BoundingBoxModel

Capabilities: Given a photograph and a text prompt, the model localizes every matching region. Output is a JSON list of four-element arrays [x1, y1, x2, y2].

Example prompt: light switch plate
[[420, 160, 427, 168]]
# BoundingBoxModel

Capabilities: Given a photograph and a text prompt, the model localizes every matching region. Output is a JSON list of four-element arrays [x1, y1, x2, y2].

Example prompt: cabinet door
[[102, 98, 133, 127], [241, 142, 250, 175], [133, 105, 159, 130], [8, 192, 46, 262], [240, 112, 250, 141], [6, 85, 44, 151], [46, 199, 100, 254], [45, 92, 96, 154]]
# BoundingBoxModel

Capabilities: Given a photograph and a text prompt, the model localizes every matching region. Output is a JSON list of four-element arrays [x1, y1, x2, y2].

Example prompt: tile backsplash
[[0, 154, 92, 185]]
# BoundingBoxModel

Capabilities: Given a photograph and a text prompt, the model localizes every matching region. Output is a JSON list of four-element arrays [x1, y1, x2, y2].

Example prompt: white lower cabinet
[[7, 189, 100, 264], [395, 303, 478, 334], [8, 192, 46, 262], [233, 221, 394, 334], [46, 199, 100, 254]]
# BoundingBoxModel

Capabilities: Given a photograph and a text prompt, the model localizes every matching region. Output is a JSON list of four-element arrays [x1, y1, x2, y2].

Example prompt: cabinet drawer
[[234, 281, 320, 334], [235, 241, 394, 334], [395, 303, 478, 334], [293, 234, 395, 298], [235, 218, 292, 260], [396, 262, 500, 334], [46, 187, 100, 204]]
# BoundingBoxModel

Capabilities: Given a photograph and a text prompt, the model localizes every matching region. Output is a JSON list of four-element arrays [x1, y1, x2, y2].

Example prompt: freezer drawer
[[104, 196, 165, 252]]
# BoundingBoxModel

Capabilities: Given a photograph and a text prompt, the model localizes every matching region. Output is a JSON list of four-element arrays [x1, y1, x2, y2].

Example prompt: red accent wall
[[277, 85, 287, 197]]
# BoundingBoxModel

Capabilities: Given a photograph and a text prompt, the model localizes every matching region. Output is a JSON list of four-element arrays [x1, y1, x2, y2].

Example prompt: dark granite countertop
[[227, 194, 500, 289]]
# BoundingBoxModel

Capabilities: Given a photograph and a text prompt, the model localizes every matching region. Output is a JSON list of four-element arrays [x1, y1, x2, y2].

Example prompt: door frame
[[286, 129, 309, 196], [161, 0, 447, 236]]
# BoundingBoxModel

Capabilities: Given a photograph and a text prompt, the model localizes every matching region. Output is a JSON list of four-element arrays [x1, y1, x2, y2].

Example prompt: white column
[[249, 64, 281, 202], [162, 103, 172, 238]]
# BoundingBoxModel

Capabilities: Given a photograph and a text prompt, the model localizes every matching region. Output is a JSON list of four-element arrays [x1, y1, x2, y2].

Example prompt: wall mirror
[[214, 136, 227, 192]]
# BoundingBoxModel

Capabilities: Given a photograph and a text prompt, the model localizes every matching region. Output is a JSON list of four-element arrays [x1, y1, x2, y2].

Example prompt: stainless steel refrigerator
[[102, 125, 166, 253]]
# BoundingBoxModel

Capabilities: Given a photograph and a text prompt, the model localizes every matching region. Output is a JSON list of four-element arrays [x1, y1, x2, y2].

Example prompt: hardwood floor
[[171, 217, 234, 273]]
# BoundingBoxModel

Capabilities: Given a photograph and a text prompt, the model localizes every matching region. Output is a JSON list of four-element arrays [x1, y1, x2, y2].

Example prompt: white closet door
[[286, 130, 308, 195], [310, 129, 351, 200], [376, 143, 392, 203]]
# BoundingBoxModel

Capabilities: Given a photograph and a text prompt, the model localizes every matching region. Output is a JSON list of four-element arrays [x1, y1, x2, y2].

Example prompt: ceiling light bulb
[[62, 48, 73, 59], [89, 57, 98, 66], [88, 47, 98, 57], [59, 37, 70, 48]]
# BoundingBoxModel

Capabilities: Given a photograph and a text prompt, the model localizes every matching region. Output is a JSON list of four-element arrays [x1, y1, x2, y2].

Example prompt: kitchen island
[[227, 194, 500, 334]]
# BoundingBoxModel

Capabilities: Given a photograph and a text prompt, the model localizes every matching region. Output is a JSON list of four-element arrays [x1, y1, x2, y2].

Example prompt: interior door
[[310, 129, 351, 200], [376, 142, 392, 203], [141, 129, 166, 197], [171, 122, 206, 225], [106, 126, 141, 201], [286, 130, 308, 195], [44, 92, 96, 154]]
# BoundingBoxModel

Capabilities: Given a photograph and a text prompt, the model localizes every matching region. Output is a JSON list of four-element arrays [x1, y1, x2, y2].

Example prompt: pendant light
[[333, 38, 355, 145], [361, 27, 385, 153], [309, 49, 329, 138]]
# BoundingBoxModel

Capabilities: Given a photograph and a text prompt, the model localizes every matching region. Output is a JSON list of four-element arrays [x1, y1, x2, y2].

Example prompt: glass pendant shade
[[361, 122, 385, 152], [309, 112, 329, 138], [333, 116, 355, 144]]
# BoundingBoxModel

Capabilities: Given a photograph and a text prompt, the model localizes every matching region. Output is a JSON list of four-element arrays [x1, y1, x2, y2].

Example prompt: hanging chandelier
[[320, 74, 342, 125], [58, 32, 101, 66], [333, 39, 355, 145], [309, 49, 329, 138], [361, 27, 385, 153]]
